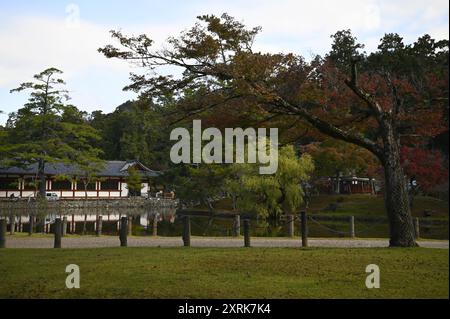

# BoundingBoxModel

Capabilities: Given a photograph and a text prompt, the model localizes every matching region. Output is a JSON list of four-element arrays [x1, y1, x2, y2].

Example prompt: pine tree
[[2, 68, 103, 198]]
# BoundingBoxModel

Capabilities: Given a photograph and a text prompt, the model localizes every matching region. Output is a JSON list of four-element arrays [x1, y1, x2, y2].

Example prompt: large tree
[[99, 14, 448, 246], [2, 68, 103, 198]]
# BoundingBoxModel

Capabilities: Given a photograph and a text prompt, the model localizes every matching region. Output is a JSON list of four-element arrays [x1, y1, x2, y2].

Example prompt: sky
[[0, 0, 448, 124]]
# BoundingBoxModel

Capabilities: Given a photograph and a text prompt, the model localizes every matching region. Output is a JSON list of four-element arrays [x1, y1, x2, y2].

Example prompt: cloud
[[0, 13, 188, 112], [0, 14, 126, 87], [201, 0, 448, 55]]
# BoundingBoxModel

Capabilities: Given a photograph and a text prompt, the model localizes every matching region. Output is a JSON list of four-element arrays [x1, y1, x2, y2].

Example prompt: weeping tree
[[225, 145, 314, 219], [99, 14, 448, 246]]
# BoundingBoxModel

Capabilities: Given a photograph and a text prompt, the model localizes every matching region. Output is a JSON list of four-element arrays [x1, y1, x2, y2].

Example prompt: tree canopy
[[98, 13, 448, 246]]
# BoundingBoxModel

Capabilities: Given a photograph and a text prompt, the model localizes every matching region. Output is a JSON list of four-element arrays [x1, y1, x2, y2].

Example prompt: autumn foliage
[[401, 146, 449, 193]]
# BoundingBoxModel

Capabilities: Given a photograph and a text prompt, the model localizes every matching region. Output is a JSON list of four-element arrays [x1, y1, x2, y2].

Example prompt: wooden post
[[19, 216, 23, 232], [414, 217, 420, 239], [39, 217, 45, 233], [233, 215, 240, 237], [119, 216, 128, 247], [243, 219, 251, 247], [349, 216, 355, 238], [182, 215, 191, 247], [82, 214, 87, 235], [62, 216, 67, 237], [0, 219, 6, 248], [54, 218, 62, 248], [287, 214, 294, 237], [71, 214, 75, 234], [29, 215, 34, 235], [146, 214, 151, 235], [127, 216, 133, 236], [35, 216, 40, 233], [9, 214, 15, 235], [152, 214, 158, 237], [96, 215, 103, 236], [300, 211, 308, 247]]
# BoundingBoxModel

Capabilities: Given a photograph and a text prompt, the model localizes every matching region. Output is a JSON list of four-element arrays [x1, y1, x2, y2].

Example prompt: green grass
[[307, 194, 449, 219], [0, 247, 447, 298], [213, 194, 449, 219]]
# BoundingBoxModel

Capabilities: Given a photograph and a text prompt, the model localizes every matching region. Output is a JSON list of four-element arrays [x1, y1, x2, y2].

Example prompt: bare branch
[[345, 61, 384, 119]]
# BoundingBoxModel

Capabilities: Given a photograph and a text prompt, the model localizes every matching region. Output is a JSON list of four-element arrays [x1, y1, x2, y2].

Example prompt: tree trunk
[[382, 127, 417, 247], [38, 159, 46, 198]]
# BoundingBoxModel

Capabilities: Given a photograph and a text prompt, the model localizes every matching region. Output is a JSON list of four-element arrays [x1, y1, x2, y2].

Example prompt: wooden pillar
[[29, 215, 34, 235], [287, 214, 294, 237], [18, 216, 23, 232], [300, 211, 308, 247], [36, 217, 42, 233], [146, 214, 151, 235], [127, 216, 133, 236], [119, 216, 128, 247], [0, 219, 6, 248], [414, 217, 420, 239], [62, 216, 67, 237], [182, 215, 191, 247], [54, 218, 62, 248], [349, 216, 355, 238], [96, 215, 103, 236], [243, 219, 251, 247], [152, 214, 158, 237], [9, 214, 15, 235], [233, 215, 240, 237], [82, 214, 87, 235]]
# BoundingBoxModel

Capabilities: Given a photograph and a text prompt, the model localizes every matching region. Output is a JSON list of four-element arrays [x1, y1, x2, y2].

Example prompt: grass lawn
[[212, 194, 449, 219], [307, 194, 449, 219], [0, 247, 447, 298]]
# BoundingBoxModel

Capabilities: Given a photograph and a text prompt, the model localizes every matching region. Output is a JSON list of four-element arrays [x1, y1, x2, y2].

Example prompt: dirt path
[[4, 235, 449, 249]]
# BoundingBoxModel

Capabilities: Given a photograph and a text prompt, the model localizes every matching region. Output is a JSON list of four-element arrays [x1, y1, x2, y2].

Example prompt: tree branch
[[273, 95, 384, 160], [344, 61, 385, 120]]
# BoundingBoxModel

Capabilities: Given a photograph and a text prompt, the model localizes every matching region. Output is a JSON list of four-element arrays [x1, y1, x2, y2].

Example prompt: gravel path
[[4, 236, 449, 249]]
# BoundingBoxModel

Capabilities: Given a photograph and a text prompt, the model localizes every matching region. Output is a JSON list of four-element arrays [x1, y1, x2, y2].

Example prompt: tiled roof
[[0, 160, 160, 177]]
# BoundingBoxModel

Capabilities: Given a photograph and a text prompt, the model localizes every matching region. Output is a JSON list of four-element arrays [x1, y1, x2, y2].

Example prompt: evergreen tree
[[2, 68, 103, 198]]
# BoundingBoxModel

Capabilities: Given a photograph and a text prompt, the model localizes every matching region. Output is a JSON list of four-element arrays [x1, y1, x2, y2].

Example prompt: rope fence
[[0, 207, 448, 249]]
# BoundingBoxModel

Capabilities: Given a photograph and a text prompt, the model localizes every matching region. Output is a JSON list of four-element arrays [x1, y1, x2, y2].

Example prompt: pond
[[1, 200, 447, 239]]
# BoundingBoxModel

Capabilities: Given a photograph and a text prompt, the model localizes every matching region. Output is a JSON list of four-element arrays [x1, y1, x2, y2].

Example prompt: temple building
[[0, 160, 159, 199]]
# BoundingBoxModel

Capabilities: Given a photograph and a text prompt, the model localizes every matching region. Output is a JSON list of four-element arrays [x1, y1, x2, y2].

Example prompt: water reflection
[[0, 202, 401, 238]]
